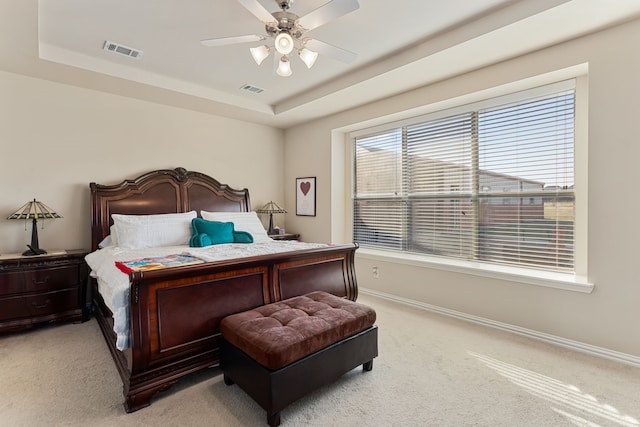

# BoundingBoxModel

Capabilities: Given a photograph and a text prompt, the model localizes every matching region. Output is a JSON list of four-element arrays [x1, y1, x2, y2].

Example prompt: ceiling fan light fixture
[[276, 55, 292, 77], [298, 47, 318, 68], [201, 0, 361, 77], [250, 45, 271, 65], [275, 32, 294, 55]]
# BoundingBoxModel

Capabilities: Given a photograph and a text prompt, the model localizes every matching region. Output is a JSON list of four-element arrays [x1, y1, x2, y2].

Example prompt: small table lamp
[[7, 199, 62, 256], [256, 201, 287, 235]]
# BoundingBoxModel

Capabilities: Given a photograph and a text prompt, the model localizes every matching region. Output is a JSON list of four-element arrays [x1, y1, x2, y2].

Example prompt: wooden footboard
[[93, 244, 358, 413]]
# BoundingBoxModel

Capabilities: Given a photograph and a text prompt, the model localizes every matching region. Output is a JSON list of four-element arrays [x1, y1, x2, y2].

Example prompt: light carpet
[[1, 294, 639, 427]]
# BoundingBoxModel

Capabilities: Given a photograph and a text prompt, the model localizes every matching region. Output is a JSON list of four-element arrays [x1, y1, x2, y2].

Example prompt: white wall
[[0, 71, 284, 254], [284, 18, 640, 358]]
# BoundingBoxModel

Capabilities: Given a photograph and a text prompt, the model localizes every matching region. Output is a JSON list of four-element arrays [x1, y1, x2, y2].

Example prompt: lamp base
[[267, 213, 275, 235], [23, 218, 46, 256], [22, 245, 47, 256]]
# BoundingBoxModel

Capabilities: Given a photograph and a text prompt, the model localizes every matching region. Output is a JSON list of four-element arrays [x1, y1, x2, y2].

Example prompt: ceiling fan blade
[[296, 0, 359, 32], [236, 0, 277, 24], [200, 35, 265, 47], [305, 38, 357, 63]]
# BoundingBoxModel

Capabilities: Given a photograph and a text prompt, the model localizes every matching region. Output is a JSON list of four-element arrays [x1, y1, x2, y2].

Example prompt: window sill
[[357, 248, 594, 294]]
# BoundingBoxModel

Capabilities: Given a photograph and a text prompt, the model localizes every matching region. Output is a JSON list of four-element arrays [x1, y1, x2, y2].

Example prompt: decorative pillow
[[111, 211, 197, 250], [190, 218, 254, 247], [200, 211, 271, 243], [190, 232, 212, 248], [232, 230, 254, 243], [191, 218, 234, 245]]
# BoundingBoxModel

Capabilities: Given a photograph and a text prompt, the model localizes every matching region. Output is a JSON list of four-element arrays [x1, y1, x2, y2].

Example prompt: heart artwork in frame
[[296, 177, 316, 216]]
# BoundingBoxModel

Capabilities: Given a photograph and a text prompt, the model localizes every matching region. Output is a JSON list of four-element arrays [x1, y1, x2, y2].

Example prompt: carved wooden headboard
[[90, 167, 251, 250]]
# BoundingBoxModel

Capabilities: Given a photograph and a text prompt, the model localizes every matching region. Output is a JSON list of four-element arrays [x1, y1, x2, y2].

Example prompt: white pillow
[[98, 225, 119, 249], [110, 225, 118, 246], [112, 211, 197, 249], [200, 211, 271, 243], [98, 235, 114, 249]]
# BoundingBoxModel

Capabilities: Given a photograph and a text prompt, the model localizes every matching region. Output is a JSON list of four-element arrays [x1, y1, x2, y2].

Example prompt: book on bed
[[115, 254, 205, 274]]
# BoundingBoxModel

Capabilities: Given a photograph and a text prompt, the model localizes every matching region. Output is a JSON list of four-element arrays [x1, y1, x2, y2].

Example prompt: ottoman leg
[[223, 374, 234, 386], [267, 410, 281, 427]]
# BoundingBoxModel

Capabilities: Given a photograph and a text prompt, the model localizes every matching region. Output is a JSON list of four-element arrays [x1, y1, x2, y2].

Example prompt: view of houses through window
[[353, 82, 576, 273]]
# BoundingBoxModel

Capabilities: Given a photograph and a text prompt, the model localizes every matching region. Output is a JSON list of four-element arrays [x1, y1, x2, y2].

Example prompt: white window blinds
[[353, 83, 576, 273], [354, 129, 404, 249]]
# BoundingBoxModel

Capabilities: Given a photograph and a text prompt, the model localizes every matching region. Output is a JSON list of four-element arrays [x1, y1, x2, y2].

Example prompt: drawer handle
[[31, 299, 51, 309], [32, 277, 50, 286]]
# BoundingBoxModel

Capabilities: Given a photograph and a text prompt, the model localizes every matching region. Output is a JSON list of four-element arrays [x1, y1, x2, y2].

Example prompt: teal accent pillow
[[190, 218, 254, 247], [189, 233, 212, 247], [232, 230, 254, 243], [191, 218, 234, 245]]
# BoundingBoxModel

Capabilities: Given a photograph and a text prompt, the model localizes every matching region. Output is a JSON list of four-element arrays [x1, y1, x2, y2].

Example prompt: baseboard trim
[[360, 288, 640, 368]]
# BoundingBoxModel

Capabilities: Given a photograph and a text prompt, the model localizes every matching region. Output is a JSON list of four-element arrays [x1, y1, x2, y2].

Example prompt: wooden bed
[[89, 167, 358, 413]]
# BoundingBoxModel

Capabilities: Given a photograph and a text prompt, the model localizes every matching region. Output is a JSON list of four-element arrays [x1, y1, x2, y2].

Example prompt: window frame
[[349, 78, 592, 293]]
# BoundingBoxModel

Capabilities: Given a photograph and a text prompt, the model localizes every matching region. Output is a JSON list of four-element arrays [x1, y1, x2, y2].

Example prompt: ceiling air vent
[[103, 40, 143, 59], [240, 84, 265, 94]]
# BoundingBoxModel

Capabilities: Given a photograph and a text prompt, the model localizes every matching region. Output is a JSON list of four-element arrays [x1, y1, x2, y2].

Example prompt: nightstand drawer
[[0, 271, 23, 296], [0, 295, 27, 320], [0, 263, 82, 296], [0, 289, 79, 321], [25, 289, 79, 318], [22, 265, 80, 293]]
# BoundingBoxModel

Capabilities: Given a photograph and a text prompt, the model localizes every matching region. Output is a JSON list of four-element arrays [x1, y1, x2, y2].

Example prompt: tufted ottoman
[[220, 291, 378, 427]]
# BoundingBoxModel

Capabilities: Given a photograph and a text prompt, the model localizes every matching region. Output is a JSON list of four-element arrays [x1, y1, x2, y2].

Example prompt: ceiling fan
[[200, 0, 359, 77]]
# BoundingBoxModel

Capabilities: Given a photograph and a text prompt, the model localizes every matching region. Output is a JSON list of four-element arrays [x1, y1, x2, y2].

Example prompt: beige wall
[[0, 71, 284, 254], [284, 18, 640, 357]]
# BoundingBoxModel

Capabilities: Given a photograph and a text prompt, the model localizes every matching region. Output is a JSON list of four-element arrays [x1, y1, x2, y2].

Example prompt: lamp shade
[[250, 45, 270, 65], [274, 33, 294, 55], [256, 201, 286, 235], [255, 201, 287, 215], [7, 199, 62, 220], [298, 47, 318, 69], [277, 56, 292, 77], [7, 199, 62, 256]]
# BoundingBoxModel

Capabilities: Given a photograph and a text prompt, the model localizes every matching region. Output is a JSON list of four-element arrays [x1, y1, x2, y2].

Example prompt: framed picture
[[296, 177, 316, 216]]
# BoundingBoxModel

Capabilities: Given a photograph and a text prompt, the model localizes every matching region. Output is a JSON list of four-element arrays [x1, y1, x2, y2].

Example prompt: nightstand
[[0, 249, 89, 333], [269, 233, 300, 241]]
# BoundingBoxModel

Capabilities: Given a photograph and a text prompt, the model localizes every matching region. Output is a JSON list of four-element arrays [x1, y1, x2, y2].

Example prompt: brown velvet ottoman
[[219, 291, 378, 427]]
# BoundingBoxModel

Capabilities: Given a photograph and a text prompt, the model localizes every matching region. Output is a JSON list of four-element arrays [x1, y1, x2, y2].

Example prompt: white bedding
[[85, 241, 328, 350]]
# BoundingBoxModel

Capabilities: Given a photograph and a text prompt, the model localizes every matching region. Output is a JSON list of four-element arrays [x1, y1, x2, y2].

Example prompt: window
[[353, 82, 575, 273]]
